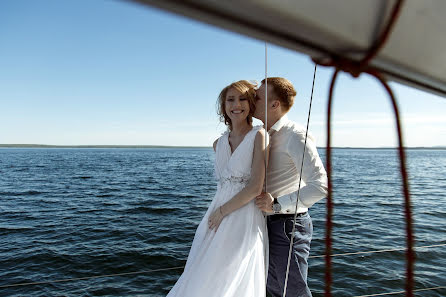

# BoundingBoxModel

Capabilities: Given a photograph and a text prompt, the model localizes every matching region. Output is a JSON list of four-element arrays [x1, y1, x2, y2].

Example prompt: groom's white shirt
[[267, 115, 328, 214]]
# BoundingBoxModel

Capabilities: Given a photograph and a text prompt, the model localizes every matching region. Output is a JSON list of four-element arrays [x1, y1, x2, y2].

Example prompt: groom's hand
[[255, 192, 274, 213]]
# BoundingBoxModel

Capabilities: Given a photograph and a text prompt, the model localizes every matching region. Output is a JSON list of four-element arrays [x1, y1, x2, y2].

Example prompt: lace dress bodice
[[214, 126, 263, 188]]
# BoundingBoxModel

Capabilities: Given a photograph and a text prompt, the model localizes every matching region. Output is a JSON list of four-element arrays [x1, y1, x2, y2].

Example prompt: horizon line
[[1, 144, 446, 150]]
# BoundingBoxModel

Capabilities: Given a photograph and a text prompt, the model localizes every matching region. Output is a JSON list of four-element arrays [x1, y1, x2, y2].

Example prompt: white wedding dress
[[166, 126, 268, 297]]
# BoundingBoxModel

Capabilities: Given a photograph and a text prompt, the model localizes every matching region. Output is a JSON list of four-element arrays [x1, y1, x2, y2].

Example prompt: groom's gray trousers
[[267, 212, 313, 297]]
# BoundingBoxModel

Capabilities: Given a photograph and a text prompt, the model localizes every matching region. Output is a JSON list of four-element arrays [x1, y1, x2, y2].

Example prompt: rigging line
[[2, 243, 444, 289], [309, 243, 446, 259], [282, 63, 318, 297], [263, 43, 269, 282], [265, 42, 268, 191], [0, 266, 184, 289], [352, 286, 446, 297]]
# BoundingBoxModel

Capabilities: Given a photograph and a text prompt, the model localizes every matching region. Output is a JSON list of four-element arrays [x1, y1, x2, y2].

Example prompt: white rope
[[0, 266, 184, 289], [282, 64, 318, 297], [1, 243, 444, 289], [309, 243, 446, 259], [352, 286, 446, 297]]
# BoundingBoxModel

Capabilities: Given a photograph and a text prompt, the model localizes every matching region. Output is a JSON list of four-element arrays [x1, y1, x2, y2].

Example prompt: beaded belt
[[218, 175, 250, 185]]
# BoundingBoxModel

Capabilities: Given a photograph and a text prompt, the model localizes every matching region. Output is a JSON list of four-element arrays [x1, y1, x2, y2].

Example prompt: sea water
[[0, 148, 445, 296]]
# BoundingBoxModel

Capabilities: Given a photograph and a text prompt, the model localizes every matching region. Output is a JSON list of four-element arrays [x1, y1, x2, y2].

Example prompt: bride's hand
[[208, 207, 225, 231]]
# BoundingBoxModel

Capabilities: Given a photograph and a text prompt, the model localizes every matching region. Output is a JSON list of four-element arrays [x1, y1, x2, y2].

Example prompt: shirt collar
[[268, 114, 289, 133]]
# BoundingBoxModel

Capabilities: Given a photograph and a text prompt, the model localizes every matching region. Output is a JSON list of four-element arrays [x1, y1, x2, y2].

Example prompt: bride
[[166, 80, 269, 297]]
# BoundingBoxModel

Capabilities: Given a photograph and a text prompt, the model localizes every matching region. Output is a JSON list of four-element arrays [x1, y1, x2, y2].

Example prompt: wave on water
[[1, 190, 44, 196]]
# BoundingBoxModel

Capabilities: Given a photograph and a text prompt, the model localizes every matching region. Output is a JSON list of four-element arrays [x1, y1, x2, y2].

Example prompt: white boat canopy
[[131, 0, 446, 98]]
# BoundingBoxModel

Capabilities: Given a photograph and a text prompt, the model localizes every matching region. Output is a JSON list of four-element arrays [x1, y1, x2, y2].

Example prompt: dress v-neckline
[[227, 127, 254, 158]]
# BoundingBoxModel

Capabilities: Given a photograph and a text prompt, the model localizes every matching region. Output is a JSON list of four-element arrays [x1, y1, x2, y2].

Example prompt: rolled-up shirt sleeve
[[277, 133, 328, 210]]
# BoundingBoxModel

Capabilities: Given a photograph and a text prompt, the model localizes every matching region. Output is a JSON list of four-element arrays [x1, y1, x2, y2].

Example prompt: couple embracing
[[167, 78, 327, 297]]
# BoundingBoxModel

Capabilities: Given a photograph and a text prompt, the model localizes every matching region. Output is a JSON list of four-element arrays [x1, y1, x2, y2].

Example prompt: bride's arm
[[208, 129, 269, 230]]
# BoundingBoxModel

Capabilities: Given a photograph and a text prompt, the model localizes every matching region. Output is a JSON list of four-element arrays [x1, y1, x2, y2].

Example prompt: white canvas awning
[[131, 0, 446, 98]]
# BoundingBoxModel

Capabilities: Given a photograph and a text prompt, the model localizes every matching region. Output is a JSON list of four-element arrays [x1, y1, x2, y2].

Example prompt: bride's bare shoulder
[[213, 139, 218, 152], [213, 131, 229, 152]]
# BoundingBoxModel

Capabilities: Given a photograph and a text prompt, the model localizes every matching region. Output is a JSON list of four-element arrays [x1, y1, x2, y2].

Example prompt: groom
[[254, 77, 327, 297]]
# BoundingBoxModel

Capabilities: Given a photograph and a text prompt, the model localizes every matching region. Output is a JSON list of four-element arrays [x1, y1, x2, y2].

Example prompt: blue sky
[[1, 0, 445, 147]]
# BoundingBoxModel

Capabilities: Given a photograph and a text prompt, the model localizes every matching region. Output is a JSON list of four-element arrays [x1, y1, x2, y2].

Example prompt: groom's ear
[[271, 100, 280, 110]]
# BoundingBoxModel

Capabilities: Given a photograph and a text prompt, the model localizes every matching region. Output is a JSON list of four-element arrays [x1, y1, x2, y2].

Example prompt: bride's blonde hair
[[217, 80, 257, 131]]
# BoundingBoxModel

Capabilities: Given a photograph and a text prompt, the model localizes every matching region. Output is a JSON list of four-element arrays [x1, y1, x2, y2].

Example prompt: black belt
[[268, 212, 308, 221]]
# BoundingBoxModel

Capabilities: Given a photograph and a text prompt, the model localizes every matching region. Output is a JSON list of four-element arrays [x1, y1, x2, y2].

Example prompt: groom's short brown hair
[[261, 77, 297, 112]]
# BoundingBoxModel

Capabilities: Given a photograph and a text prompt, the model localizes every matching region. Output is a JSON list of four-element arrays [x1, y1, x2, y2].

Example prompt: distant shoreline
[[1, 144, 445, 150], [0, 144, 210, 149]]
